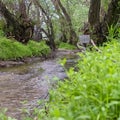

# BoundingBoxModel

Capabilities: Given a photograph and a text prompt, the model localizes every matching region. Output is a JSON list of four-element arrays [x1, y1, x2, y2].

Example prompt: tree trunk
[[89, 0, 120, 45], [88, 0, 101, 27], [0, 0, 34, 44], [88, 0, 101, 45]]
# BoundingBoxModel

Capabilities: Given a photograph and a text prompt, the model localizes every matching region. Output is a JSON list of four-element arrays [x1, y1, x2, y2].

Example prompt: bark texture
[[0, 0, 34, 43], [88, 0, 101, 27], [89, 0, 120, 45]]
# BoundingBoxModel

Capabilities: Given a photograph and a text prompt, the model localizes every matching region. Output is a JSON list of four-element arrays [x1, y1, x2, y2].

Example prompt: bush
[[0, 38, 50, 60], [27, 40, 50, 56]]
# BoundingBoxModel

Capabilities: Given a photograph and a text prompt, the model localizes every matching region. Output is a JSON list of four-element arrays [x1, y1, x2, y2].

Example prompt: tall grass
[[35, 39, 120, 120], [0, 37, 50, 60]]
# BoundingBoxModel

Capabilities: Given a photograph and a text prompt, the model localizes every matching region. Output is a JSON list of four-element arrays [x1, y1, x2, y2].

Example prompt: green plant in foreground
[[0, 109, 16, 120], [33, 40, 120, 120]]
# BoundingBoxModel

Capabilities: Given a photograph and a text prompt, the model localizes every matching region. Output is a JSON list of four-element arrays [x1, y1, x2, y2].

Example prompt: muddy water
[[0, 50, 78, 119]]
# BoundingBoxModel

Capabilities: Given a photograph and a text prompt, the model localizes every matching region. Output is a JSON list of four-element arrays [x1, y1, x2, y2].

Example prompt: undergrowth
[[34, 39, 120, 120], [58, 42, 76, 50], [0, 37, 50, 60], [0, 109, 16, 120]]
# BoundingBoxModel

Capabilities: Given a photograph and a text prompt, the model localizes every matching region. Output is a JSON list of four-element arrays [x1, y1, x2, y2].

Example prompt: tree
[[51, 0, 78, 45], [32, 0, 56, 51], [88, 0, 120, 45], [0, 0, 34, 44]]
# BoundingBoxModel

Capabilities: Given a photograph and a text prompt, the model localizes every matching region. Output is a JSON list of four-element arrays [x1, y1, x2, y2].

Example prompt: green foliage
[[72, 4, 89, 33], [0, 37, 29, 60], [0, 109, 16, 120], [52, 0, 89, 41], [58, 42, 76, 50], [61, 0, 89, 33], [0, 20, 5, 36], [101, 0, 110, 11], [36, 40, 120, 120], [27, 40, 50, 56], [0, 38, 50, 60], [107, 24, 120, 40]]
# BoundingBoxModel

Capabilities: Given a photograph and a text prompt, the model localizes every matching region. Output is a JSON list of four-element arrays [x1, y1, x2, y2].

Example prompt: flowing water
[[0, 50, 78, 119]]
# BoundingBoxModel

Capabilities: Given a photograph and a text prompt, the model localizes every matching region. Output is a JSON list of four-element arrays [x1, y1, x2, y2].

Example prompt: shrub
[[36, 40, 120, 120], [0, 38, 50, 60], [0, 37, 31, 60]]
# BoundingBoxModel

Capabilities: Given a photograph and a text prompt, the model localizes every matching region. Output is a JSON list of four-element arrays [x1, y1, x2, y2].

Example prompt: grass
[[0, 37, 50, 60], [58, 42, 76, 50], [33, 39, 120, 120]]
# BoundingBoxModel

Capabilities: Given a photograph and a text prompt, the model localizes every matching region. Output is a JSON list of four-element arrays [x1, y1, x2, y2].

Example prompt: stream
[[0, 50, 79, 119]]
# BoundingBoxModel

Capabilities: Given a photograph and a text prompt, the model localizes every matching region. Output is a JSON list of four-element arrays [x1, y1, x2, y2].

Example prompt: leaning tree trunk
[[33, 0, 56, 51], [57, 0, 78, 45], [0, 0, 34, 44], [52, 0, 78, 45], [51, 0, 67, 43]]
